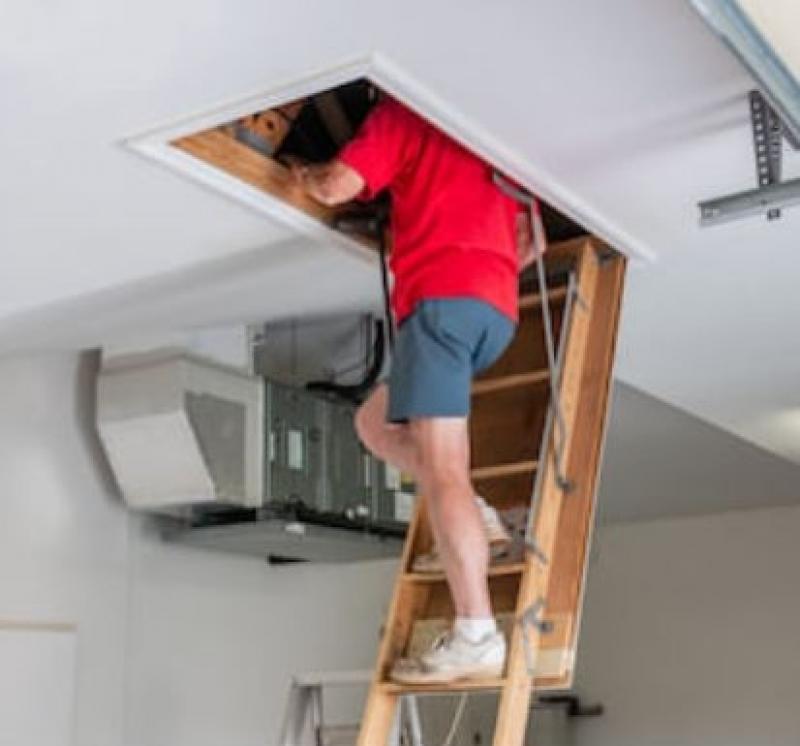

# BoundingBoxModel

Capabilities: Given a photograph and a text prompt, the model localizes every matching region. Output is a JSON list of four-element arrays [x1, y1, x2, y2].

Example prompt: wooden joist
[[173, 128, 339, 224]]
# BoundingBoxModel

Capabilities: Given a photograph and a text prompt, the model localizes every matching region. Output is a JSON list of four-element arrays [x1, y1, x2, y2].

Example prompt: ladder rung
[[519, 285, 568, 311], [471, 460, 538, 481], [380, 677, 508, 695], [402, 562, 525, 584], [472, 370, 549, 395]]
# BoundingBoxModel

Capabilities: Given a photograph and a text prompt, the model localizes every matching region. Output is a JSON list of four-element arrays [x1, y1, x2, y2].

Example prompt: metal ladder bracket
[[521, 598, 555, 636], [524, 538, 549, 566], [520, 598, 555, 678]]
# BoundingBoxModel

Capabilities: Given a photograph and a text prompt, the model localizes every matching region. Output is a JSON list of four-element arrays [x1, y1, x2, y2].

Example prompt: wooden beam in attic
[[172, 128, 340, 224], [231, 99, 306, 154]]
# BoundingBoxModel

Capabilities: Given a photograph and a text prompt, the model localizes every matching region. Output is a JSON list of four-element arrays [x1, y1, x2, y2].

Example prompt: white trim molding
[[124, 52, 656, 264]]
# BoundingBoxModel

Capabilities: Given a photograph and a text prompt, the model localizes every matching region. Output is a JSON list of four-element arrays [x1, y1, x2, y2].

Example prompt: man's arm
[[292, 98, 418, 207], [291, 159, 365, 207], [517, 207, 547, 272]]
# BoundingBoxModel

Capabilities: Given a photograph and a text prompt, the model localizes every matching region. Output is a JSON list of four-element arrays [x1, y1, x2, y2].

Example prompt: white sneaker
[[475, 495, 512, 546], [390, 629, 507, 685], [411, 496, 511, 574]]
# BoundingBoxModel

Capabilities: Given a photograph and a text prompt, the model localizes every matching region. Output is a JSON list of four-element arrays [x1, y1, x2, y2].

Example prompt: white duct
[[97, 351, 263, 510]]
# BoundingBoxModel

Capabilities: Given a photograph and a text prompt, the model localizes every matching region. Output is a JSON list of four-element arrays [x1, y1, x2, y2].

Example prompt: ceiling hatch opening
[[168, 78, 588, 254]]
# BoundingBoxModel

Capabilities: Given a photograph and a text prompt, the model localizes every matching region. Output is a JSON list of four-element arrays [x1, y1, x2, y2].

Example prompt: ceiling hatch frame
[[124, 52, 656, 264]]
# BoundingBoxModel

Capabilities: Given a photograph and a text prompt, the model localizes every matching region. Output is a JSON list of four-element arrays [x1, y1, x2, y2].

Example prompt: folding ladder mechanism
[[281, 218, 625, 744]]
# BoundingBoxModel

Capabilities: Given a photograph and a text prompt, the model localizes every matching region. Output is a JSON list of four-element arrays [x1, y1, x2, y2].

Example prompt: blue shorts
[[387, 298, 516, 422]]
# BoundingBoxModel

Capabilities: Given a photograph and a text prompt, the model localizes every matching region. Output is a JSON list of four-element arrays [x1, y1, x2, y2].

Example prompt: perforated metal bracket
[[700, 90, 800, 226], [750, 90, 784, 220]]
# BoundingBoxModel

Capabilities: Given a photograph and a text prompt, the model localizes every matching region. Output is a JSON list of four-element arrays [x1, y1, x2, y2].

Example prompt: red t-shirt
[[338, 99, 520, 324]]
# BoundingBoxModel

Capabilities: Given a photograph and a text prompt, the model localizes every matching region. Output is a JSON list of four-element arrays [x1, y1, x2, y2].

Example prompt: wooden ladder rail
[[492, 239, 599, 745], [357, 238, 623, 746]]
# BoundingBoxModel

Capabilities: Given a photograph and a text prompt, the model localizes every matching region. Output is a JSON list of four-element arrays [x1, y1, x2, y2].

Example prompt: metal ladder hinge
[[524, 538, 549, 566], [520, 598, 555, 678]]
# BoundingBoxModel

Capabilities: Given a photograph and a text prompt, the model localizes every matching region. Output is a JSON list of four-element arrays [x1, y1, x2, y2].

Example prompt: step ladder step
[[472, 370, 549, 395], [471, 460, 538, 481], [402, 562, 526, 584], [380, 677, 508, 695]]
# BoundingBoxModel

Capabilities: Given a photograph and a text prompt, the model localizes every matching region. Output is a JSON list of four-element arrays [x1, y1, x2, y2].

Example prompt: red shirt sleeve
[[337, 98, 421, 200]]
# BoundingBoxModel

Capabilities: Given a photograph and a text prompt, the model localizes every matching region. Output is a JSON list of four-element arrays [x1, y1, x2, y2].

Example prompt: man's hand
[[289, 158, 365, 207], [516, 208, 547, 272]]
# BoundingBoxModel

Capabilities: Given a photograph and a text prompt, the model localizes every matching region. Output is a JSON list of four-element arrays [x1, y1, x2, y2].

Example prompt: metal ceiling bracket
[[699, 178, 800, 226], [750, 91, 783, 220], [699, 90, 800, 226]]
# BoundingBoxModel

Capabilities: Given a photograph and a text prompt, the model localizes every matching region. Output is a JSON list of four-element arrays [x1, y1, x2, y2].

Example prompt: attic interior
[[3, 1, 800, 745], [172, 78, 588, 246]]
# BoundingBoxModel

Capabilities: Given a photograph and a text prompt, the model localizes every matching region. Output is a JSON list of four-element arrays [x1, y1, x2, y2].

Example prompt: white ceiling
[[1, 0, 799, 465]]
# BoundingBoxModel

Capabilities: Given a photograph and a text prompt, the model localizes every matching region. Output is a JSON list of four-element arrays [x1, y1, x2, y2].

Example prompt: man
[[293, 96, 541, 684]]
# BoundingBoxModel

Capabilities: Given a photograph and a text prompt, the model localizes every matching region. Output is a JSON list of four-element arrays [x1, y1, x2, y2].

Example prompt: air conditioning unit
[[97, 352, 263, 510]]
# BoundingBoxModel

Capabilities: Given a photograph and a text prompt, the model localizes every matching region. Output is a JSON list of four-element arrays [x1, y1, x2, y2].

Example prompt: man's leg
[[356, 383, 510, 576], [389, 415, 505, 684], [357, 385, 492, 616], [409, 417, 491, 618], [354, 383, 418, 476]]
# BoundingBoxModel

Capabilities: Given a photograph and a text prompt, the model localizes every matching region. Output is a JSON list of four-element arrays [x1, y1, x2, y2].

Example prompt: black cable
[[331, 210, 394, 351], [378, 226, 395, 351], [305, 320, 386, 404]]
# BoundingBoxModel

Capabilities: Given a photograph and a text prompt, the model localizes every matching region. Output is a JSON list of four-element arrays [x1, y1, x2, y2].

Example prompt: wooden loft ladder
[[357, 237, 626, 746], [171, 101, 625, 745]]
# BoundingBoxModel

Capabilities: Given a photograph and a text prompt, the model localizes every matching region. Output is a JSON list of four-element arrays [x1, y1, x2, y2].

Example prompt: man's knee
[[421, 462, 472, 495], [355, 387, 391, 455], [354, 401, 377, 450], [357, 384, 391, 440], [409, 419, 471, 490]]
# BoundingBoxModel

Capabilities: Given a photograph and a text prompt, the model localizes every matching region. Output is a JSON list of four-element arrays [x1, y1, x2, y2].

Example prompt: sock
[[455, 617, 497, 643]]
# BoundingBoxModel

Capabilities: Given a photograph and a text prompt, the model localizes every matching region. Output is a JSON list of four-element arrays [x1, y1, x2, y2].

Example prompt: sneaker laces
[[430, 630, 456, 653], [407, 632, 471, 746]]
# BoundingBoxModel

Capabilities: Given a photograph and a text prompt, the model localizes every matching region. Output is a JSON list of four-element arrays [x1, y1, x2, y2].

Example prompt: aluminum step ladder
[[279, 670, 422, 746]]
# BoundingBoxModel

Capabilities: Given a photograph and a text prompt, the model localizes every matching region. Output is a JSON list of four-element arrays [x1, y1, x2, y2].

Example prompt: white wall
[[0, 351, 396, 746], [572, 505, 800, 746], [0, 353, 130, 746], [123, 527, 395, 745]]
